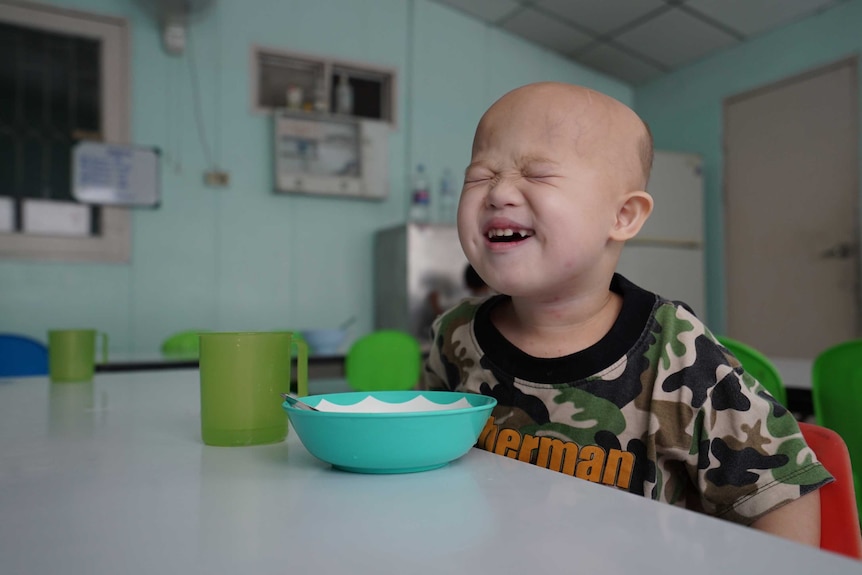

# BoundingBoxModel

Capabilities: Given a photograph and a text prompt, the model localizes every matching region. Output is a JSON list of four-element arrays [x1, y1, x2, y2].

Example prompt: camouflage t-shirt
[[421, 274, 832, 525]]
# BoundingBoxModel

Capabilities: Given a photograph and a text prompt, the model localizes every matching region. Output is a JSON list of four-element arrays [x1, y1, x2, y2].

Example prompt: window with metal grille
[[0, 2, 130, 262], [0, 21, 101, 236]]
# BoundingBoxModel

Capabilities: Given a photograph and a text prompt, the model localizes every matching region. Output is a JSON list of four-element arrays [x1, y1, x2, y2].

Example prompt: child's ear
[[610, 191, 653, 241]]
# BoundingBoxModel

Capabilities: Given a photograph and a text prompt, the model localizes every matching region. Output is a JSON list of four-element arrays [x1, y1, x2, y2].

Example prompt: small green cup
[[199, 331, 308, 447], [48, 329, 109, 383]]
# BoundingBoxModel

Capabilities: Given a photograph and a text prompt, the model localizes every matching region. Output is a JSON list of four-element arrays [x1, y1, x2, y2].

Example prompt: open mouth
[[486, 228, 535, 243]]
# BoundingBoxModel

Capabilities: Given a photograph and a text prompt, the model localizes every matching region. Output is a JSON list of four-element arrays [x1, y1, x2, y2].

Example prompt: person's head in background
[[463, 263, 492, 297], [457, 82, 654, 303]]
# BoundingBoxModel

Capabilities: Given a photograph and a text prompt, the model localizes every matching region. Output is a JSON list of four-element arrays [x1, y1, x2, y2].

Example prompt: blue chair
[[0, 333, 49, 377]]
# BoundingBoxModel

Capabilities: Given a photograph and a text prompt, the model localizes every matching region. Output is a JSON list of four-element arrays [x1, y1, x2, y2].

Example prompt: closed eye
[[522, 159, 560, 181], [464, 171, 494, 184]]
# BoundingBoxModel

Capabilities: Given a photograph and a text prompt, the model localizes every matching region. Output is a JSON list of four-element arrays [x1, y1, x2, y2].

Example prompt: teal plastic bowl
[[283, 391, 497, 474]]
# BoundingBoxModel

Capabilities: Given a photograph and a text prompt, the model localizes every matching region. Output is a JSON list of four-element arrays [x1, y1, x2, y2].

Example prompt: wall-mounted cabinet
[[273, 111, 389, 200], [252, 46, 396, 125], [253, 47, 396, 200]]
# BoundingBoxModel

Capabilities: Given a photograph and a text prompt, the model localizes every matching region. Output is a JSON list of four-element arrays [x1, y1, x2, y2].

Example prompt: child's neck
[[492, 288, 623, 359]]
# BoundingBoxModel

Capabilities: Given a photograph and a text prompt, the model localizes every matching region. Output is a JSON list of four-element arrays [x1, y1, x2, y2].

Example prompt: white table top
[[0, 370, 855, 574]]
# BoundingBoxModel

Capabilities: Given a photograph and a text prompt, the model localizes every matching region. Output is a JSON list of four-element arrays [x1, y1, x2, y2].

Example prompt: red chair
[[798, 421, 862, 559]]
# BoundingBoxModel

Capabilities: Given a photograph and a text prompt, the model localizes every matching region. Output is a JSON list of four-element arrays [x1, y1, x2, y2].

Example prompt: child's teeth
[[487, 228, 531, 239]]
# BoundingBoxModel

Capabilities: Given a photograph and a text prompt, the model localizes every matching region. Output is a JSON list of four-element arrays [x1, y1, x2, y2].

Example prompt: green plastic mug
[[48, 329, 109, 383], [199, 331, 308, 447]]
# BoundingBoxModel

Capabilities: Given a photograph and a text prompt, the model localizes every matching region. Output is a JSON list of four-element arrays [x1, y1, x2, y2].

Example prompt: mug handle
[[98, 332, 109, 363], [292, 337, 308, 397]]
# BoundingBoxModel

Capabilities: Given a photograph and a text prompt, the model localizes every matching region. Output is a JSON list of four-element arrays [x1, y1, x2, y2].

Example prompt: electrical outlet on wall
[[204, 170, 230, 187]]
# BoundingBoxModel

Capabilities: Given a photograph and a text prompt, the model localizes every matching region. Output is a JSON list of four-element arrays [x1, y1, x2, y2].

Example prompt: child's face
[[457, 83, 647, 300]]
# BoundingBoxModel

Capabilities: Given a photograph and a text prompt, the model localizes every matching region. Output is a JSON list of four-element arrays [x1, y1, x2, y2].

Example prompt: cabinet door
[[638, 151, 703, 243]]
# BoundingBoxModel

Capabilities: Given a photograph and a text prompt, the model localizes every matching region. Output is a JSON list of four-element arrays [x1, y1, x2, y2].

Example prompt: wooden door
[[724, 59, 859, 358]]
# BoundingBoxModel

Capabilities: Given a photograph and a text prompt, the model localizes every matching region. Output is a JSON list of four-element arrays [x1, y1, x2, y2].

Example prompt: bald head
[[473, 82, 653, 190]]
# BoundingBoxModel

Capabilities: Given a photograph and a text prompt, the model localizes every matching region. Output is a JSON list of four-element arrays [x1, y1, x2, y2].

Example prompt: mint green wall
[[0, 0, 631, 352], [635, 0, 861, 334]]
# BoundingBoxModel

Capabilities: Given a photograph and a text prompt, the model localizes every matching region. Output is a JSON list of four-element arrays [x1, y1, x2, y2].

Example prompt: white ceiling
[[432, 0, 848, 85]]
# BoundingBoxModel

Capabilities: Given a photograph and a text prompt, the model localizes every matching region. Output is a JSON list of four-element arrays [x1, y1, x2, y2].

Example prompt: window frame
[[0, 0, 131, 262]]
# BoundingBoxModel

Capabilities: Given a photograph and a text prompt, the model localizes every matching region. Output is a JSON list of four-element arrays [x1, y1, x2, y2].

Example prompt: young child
[[421, 82, 832, 546]]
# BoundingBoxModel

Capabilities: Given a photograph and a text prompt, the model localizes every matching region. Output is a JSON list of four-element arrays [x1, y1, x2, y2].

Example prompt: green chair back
[[716, 335, 788, 407], [345, 330, 422, 392], [812, 339, 862, 522], [161, 330, 204, 359]]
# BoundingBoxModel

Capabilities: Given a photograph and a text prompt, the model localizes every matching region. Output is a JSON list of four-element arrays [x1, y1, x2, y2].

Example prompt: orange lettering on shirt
[[575, 445, 605, 482], [537, 437, 579, 475], [602, 449, 634, 489], [478, 417, 497, 451], [477, 421, 635, 490], [494, 429, 522, 458], [517, 434, 540, 463]]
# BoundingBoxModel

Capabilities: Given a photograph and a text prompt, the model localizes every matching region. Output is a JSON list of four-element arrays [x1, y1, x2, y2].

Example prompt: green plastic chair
[[716, 335, 788, 407], [345, 330, 422, 392], [160, 330, 204, 359], [812, 339, 862, 522]]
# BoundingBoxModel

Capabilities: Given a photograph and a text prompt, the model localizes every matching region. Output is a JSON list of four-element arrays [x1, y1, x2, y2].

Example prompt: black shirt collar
[[473, 274, 657, 384]]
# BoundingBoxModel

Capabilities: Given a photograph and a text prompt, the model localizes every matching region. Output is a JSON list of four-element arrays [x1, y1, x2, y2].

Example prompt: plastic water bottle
[[409, 164, 431, 224], [335, 73, 353, 115], [437, 168, 458, 224]]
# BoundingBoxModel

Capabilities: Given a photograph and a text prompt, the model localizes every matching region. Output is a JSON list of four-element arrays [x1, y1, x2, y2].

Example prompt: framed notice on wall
[[72, 142, 161, 207]]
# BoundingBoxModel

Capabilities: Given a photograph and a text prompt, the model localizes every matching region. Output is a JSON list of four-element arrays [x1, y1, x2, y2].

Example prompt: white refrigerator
[[617, 150, 706, 320], [374, 223, 469, 343]]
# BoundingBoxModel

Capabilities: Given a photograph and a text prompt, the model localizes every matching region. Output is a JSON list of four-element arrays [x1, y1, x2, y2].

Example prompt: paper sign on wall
[[72, 142, 160, 207]]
